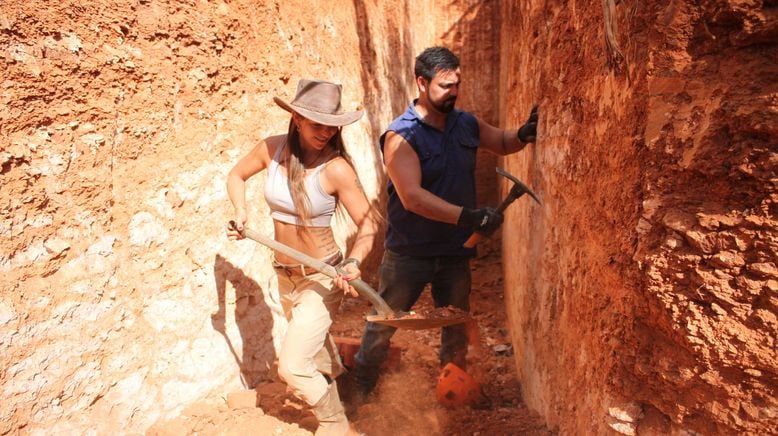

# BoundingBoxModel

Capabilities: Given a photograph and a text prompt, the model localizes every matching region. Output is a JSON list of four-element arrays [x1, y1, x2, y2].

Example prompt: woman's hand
[[334, 261, 361, 297], [227, 209, 247, 240]]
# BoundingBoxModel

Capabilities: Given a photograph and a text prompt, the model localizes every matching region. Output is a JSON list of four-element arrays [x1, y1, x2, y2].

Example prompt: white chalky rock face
[[0, 302, 17, 325], [128, 212, 169, 247]]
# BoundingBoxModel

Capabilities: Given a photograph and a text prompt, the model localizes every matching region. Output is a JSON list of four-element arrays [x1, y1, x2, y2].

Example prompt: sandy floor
[[148, 238, 553, 436]]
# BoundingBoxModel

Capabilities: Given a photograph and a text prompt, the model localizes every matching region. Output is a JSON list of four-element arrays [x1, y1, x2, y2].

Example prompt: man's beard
[[430, 94, 457, 114]]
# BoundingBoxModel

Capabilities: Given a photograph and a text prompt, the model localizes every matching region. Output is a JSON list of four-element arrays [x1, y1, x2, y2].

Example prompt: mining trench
[[1, 1, 775, 435]]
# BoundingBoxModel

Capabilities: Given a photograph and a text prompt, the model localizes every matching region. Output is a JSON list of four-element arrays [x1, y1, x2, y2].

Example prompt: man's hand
[[517, 105, 539, 143], [457, 207, 504, 237]]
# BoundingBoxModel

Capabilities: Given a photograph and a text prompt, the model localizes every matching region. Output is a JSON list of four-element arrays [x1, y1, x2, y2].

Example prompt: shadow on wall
[[352, 0, 416, 278], [212, 254, 276, 388], [352, 0, 415, 132], [352, 0, 416, 176], [441, 0, 502, 207]]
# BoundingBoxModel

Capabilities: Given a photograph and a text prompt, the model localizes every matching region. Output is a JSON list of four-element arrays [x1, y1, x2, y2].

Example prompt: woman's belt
[[273, 251, 343, 277]]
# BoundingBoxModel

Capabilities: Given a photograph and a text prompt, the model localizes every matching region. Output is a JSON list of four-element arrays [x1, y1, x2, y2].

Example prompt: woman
[[226, 79, 377, 436]]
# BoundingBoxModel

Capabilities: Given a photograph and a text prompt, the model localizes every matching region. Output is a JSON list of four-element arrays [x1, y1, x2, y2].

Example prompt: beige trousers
[[275, 268, 346, 406]]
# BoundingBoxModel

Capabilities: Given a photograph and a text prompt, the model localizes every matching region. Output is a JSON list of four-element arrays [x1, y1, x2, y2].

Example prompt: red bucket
[[436, 362, 482, 407]]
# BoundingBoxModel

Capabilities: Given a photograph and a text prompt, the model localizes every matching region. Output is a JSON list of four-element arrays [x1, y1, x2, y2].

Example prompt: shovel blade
[[366, 311, 471, 330]]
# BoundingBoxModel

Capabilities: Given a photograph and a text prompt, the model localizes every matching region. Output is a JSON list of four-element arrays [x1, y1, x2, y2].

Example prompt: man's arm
[[383, 131, 462, 224], [384, 131, 505, 236], [477, 106, 538, 156]]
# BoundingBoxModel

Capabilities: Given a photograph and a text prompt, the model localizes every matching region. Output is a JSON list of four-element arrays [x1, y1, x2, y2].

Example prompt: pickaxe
[[463, 167, 541, 248]]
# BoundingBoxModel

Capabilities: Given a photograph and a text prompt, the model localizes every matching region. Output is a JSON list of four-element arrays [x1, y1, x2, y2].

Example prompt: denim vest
[[380, 101, 480, 257]]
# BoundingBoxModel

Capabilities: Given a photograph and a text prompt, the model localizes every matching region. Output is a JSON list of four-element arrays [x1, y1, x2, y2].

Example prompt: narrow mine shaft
[[2, 1, 775, 436]]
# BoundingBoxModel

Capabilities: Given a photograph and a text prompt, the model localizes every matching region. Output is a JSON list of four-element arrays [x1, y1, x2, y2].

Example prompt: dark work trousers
[[353, 249, 471, 393]]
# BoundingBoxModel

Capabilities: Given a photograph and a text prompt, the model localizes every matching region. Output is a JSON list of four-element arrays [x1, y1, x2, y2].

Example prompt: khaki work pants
[[275, 267, 346, 406]]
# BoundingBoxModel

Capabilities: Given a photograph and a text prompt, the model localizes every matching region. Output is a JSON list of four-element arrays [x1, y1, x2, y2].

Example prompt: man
[[351, 46, 539, 399]]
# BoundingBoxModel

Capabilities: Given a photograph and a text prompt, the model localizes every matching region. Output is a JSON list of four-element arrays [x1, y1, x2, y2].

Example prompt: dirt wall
[[1, 0, 511, 433], [3, 0, 776, 435], [0, 0, 439, 433], [501, 1, 777, 435]]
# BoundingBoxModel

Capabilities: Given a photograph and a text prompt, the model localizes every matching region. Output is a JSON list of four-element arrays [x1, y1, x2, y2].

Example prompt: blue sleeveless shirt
[[380, 101, 480, 257]]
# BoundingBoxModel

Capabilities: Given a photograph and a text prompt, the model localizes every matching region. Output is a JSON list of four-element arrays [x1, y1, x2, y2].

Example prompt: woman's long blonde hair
[[284, 117, 356, 226]]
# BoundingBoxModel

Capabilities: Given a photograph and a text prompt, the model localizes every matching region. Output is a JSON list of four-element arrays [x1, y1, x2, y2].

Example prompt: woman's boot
[[312, 381, 350, 436]]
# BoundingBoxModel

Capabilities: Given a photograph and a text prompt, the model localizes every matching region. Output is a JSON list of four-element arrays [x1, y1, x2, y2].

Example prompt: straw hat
[[273, 79, 363, 127]]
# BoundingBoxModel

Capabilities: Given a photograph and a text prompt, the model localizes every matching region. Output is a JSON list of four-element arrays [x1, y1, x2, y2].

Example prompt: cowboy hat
[[273, 79, 363, 127]]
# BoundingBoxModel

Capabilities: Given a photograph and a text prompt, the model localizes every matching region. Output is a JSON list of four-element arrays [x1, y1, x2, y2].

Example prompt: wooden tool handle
[[463, 233, 482, 248], [229, 221, 394, 316], [462, 199, 511, 248]]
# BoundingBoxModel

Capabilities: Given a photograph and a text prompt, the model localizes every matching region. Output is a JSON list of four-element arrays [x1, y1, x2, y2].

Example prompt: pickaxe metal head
[[462, 167, 540, 248], [495, 167, 541, 212]]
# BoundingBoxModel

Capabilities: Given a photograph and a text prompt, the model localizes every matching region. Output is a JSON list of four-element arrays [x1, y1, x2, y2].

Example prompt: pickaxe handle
[[462, 168, 541, 248], [462, 194, 516, 248]]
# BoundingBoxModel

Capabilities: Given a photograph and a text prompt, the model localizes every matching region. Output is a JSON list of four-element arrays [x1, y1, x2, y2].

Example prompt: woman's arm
[[226, 138, 274, 239], [325, 157, 380, 263], [322, 157, 380, 297]]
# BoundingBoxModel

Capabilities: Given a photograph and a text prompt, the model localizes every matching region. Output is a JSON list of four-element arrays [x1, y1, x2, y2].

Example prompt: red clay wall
[[500, 1, 777, 434], [3, 0, 775, 435]]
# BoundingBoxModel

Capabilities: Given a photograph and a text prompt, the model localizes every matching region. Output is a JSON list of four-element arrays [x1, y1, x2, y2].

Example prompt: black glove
[[517, 105, 539, 143], [457, 207, 504, 237]]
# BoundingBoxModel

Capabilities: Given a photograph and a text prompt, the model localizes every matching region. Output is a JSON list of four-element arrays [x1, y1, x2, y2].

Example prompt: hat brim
[[273, 97, 363, 127]]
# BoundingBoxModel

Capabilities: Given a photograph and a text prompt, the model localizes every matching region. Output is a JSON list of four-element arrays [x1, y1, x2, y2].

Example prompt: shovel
[[228, 221, 470, 330]]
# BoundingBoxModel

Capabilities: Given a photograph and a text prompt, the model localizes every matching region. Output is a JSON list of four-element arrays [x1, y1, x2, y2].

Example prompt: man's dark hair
[[414, 46, 460, 81]]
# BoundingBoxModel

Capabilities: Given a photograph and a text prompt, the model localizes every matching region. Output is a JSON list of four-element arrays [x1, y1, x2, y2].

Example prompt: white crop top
[[264, 142, 337, 227]]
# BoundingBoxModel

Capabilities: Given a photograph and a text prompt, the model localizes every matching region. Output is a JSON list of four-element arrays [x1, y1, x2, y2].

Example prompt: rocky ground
[[148, 238, 554, 436]]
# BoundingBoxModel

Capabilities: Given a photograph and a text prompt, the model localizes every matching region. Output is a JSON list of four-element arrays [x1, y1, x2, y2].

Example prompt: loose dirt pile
[[149, 239, 554, 435]]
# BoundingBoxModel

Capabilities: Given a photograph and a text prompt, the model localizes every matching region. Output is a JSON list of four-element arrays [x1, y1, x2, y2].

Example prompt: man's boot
[[312, 381, 350, 436]]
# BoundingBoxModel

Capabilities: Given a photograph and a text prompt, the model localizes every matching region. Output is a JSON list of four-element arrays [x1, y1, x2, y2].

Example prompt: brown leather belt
[[273, 251, 343, 277]]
